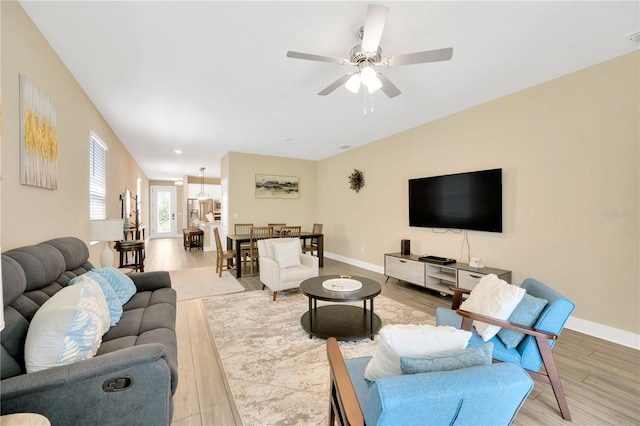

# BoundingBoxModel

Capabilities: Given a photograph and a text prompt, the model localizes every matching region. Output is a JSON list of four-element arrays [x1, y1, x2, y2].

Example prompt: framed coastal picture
[[255, 174, 299, 199], [19, 74, 58, 189]]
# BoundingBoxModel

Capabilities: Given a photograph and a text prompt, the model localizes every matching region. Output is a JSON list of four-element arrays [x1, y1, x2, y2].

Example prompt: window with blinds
[[89, 133, 107, 220]]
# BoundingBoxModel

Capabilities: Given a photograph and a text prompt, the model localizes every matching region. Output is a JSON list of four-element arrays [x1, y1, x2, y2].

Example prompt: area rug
[[201, 289, 435, 425], [169, 267, 244, 301]]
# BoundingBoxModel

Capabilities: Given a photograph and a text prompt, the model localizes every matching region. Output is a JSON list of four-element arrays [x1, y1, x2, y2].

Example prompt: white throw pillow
[[459, 273, 526, 341], [364, 324, 471, 381], [24, 276, 110, 373], [272, 240, 302, 268]]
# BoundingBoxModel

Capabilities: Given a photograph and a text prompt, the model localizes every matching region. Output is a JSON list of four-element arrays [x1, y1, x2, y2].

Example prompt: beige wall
[[186, 176, 220, 185], [318, 52, 639, 336], [224, 152, 317, 231], [1, 1, 149, 266]]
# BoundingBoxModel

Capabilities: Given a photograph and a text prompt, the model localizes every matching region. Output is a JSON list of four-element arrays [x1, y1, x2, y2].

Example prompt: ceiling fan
[[286, 4, 453, 98]]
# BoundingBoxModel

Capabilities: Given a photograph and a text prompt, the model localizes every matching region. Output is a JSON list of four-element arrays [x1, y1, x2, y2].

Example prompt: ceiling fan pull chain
[[363, 88, 367, 115]]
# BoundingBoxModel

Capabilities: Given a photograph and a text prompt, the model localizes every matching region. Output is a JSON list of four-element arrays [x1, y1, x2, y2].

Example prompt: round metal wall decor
[[349, 169, 365, 193]]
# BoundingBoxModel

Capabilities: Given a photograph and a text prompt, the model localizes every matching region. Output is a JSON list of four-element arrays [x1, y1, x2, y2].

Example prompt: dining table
[[226, 231, 324, 278]]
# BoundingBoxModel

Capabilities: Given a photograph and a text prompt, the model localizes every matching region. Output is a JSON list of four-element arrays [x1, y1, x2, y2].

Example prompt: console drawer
[[385, 255, 425, 286], [457, 270, 486, 290]]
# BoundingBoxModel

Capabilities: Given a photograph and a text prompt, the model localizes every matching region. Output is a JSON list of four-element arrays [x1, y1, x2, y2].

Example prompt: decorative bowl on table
[[322, 277, 362, 292]]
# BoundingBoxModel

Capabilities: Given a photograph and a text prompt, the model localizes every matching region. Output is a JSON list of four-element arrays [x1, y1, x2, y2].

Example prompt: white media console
[[384, 252, 512, 295]]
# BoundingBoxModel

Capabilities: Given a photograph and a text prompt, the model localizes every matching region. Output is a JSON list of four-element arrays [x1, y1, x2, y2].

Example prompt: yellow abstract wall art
[[19, 74, 58, 189]]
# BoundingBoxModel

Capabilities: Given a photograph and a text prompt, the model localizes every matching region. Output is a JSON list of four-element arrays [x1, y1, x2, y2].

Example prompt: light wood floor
[[144, 237, 640, 426]]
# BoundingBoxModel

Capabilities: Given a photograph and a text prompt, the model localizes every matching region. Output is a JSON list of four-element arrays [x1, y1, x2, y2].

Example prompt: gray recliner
[[1, 237, 178, 426]]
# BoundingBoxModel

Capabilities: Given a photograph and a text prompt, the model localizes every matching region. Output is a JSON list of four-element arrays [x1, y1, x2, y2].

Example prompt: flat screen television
[[409, 168, 502, 232]]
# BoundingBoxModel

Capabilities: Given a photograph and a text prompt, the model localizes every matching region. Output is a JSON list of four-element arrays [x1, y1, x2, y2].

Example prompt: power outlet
[[360, 246, 365, 253]]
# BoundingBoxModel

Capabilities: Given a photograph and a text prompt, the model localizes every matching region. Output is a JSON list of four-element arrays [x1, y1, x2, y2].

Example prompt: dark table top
[[226, 231, 322, 242], [300, 275, 381, 302]]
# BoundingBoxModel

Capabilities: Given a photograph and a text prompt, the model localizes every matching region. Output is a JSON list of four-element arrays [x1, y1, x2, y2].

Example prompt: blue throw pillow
[[70, 271, 122, 326], [497, 293, 548, 349], [400, 343, 493, 374], [90, 267, 136, 305]]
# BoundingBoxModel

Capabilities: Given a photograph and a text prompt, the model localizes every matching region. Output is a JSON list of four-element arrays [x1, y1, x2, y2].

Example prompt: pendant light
[[197, 167, 210, 202]]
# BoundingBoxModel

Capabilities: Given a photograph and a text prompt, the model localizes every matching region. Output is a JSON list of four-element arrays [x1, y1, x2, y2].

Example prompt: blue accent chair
[[327, 337, 533, 426], [436, 278, 575, 421]]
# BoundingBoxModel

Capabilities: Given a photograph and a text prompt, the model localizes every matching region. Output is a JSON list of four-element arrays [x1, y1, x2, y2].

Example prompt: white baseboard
[[565, 316, 639, 350], [325, 251, 384, 274], [325, 251, 640, 351]]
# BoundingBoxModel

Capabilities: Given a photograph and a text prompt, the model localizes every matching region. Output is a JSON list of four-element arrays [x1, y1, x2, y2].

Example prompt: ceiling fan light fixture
[[366, 75, 383, 93], [345, 73, 361, 93], [360, 65, 377, 86], [287, 4, 452, 100]]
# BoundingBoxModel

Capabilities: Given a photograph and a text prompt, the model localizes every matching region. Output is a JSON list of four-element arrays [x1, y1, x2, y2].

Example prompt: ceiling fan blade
[[376, 73, 402, 98], [386, 47, 454, 67], [317, 74, 351, 96], [361, 4, 389, 53], [287, 51, 348, 65]]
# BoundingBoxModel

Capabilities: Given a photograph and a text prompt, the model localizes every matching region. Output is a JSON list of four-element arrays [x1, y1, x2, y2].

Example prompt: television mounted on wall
[[408, 168, 503, 233]]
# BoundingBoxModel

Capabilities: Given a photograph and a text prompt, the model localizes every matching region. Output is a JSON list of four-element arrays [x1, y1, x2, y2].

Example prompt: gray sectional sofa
[[1, 237, 178, 425]]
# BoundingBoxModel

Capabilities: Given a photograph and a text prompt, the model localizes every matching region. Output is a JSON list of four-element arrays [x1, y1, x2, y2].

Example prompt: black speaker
[[401, 239, 410, 255]]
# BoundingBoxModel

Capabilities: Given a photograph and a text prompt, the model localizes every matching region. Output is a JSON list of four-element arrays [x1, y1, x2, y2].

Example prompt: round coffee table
[[300, 275, 382, 341]]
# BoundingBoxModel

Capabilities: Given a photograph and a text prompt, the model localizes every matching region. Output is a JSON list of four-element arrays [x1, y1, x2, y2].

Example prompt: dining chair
[[279, 225, 301, 237], [213, 227, 235, 277], [248, 226, 273, 275], [234, 223, 254, 271], [302, 223, 323, 255], [234, 223, 253, 235], [268, 223, 286, 233]]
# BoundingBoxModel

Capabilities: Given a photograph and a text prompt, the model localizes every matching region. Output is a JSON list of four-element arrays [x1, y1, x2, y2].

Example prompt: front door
[[151, 185, 177, 238]]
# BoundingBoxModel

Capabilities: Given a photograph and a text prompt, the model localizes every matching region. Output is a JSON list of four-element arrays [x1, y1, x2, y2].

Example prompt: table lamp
[[91, 219, 124, 268]]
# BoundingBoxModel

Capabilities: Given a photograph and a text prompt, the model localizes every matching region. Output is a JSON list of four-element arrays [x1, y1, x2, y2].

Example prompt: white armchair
[[258, 238, 319, 301]]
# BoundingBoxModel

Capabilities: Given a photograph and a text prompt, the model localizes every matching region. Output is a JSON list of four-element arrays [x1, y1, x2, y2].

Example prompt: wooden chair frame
[[248, 226, 273, 275], [302, 223, 323, 254], [234, 223, 254, 235], [213, 227, 235, 277], [234, 223, 254, 271], [279, 225, 301, 237], [327, 337, 364, 426], [449, 287, 571, 421], [268, 223, 286, 233]]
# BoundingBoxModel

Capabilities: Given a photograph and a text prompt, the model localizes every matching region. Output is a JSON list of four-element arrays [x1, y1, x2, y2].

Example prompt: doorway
[[150, 186, 177, 238]]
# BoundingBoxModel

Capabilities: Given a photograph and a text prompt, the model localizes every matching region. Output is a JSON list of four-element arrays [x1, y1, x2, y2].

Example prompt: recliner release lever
[[102, 376, 133, 392]]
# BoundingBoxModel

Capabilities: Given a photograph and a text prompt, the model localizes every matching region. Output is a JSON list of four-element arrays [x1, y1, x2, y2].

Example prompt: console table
[[384, 252, 511, 295]]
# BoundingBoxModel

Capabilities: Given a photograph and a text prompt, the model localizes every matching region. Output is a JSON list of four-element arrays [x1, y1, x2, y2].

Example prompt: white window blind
[[89, 133, 107, 220]]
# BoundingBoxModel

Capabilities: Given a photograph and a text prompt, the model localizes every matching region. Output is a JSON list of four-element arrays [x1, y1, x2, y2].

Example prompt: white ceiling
[[19, 1, 639, 181]]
